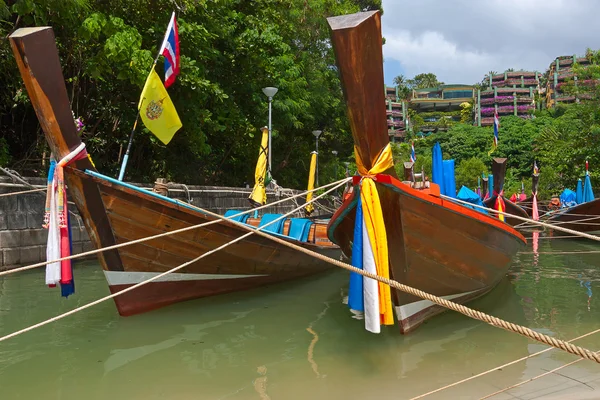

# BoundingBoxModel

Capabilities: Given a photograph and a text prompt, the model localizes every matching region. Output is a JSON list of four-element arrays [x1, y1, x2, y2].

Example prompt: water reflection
[[2, 244, 600, 399]]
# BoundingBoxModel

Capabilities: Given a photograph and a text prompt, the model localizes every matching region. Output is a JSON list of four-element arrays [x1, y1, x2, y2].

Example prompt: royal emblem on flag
[[145, 99, 164, 120]]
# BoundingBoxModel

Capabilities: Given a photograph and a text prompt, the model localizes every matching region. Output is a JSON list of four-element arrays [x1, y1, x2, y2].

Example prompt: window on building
[[444, 90, 472, 99]]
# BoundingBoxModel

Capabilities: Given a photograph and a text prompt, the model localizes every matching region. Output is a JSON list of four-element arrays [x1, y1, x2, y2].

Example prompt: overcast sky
[[381, 0, 600, 85]]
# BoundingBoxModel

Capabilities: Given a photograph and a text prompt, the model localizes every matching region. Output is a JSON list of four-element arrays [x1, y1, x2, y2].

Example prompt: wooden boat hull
[[483, 195, 530, 227], [326, 11, 525, 334], [545, 197, 600, 234], [329, 175, 526, 334], [9, 27, 340, 317], [74, 169, 339, 316]]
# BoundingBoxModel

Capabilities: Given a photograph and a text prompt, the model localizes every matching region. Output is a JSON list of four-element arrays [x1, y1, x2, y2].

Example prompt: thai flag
[[159, 12, 180, 88], [493, 110, 499, 149], [410, 141, 416, 163]]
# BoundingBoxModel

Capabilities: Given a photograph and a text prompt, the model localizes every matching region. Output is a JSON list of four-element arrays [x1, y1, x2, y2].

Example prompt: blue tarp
[[224, 209, 250, 223], [348, 197, 364, 313], [442, 159, 456, 198], [432, 142, 445, 195], [457, 186, 488, 215], [560, 189, 577, 208], [287, 218, 313, 242], [584, 175, 595, 203], [258, 214, 286, 234], [576, 179, 583, 204]]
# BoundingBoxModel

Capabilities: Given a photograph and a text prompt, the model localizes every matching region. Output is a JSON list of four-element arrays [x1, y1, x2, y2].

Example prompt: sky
[[381, 0, 600, 86]]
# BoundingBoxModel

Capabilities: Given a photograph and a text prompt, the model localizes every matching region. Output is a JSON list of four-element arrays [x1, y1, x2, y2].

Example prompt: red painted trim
[[335, 174, 526, 244]]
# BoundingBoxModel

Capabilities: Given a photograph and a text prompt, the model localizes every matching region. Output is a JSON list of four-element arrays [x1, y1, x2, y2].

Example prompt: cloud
[[381, 0, 600, 84]]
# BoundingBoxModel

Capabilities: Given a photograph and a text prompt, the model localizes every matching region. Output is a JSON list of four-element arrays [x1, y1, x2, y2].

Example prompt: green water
[[1, 236, 600, 399]]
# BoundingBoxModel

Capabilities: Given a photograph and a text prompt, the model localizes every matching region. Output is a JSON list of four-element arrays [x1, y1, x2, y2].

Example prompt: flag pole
[[117, 11, 175, 181]]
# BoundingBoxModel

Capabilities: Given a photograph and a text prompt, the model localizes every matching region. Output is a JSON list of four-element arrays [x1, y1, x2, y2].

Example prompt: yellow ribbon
[[354, 144, 394, 326]]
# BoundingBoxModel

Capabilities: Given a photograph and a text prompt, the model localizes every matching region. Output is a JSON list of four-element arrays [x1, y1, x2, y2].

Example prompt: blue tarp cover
[[432, 142, 445, 195], [560, 189, 577, 208], [443, 159, 457, 198], [457, 186, 488, 215], [584, 175, 595, 203], [576, 179, 583, 204]]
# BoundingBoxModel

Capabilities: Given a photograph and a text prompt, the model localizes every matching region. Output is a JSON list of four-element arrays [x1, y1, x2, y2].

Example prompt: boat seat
[[258, 213, 286, 234], [224, 209, 249, 223], [287, 218, 313, 242]]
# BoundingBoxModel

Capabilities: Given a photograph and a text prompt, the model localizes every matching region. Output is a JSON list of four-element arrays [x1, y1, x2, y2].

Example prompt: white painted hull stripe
[[395, 289, 481, 320], [104, 271, 268, 286]]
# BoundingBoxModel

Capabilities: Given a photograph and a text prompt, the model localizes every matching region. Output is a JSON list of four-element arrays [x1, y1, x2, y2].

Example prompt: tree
[[455, 157, 488, 189], [0, 0, 373, 189], [392, 74, 411, 100], [407, 72, 444, 89]]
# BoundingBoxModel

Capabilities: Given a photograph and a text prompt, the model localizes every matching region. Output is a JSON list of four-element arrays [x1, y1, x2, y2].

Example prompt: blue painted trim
[[85, 169, 207, 215], [84, 169, 310, 243]]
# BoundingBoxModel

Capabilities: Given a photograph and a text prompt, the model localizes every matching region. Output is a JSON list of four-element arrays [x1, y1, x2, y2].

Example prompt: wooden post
[[532, 172, 539, 195], [491, 158, 508, 195], [9, 27, 124, 272], [403, 162, 414, 182]]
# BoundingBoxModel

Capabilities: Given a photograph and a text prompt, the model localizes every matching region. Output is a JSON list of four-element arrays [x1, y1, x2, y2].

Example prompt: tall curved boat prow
[[326, 11, 526, 334], [9, 27, 339, 317]]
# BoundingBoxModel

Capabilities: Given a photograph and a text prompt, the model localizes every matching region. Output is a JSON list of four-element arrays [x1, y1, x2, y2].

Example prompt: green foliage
[[460, 101, 473, 123], [455, 157, 487, 188], [0, 0, 370, 188]]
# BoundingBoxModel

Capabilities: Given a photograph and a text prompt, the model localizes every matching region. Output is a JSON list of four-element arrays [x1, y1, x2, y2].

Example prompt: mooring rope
[[0, 177, 351, 278], [480, 350, 599, 399], [443, 195, 600, 242], [0, 178, 348, 344], [4, 177, 600, 365], [410, 325, 600, 399], [0, 187, 46, 197]]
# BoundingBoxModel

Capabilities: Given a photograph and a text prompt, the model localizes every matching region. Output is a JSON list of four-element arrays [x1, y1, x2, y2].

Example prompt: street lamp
[[262, 87, 278, 185], [332, 150, 338, 180], [312, 130, 322, 187]]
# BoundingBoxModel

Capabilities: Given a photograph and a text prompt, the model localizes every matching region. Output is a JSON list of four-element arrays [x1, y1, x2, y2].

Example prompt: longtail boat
[[9, 27, 339, 316], [545, 170, 600, 234], [326, 11, 526, 334], [482, 158, 529, 226], [518, 168, 547, 219]]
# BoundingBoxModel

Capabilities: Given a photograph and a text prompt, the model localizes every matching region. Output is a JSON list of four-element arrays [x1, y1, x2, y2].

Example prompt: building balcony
[[480, 95, 535, 105], [480, 105, 534, 116]]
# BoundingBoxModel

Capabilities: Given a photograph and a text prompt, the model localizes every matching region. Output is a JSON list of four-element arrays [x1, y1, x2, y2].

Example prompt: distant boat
[[482, 158, 529, 226], [545, 169, 600, 234], [9, 27, 340, 317], [326, 11, 526, 334]]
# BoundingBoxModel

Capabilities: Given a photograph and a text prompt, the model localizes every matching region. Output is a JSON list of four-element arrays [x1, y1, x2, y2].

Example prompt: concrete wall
[[0, 176, 332, 271]]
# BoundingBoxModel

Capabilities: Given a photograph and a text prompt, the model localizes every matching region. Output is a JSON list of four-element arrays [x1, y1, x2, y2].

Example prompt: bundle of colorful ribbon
[[347, 144, 394, 333], [43, 143, 89, 297]]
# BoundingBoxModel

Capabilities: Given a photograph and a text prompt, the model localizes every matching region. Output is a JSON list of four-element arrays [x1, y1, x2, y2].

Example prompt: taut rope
[[0, 178, 348, 344]]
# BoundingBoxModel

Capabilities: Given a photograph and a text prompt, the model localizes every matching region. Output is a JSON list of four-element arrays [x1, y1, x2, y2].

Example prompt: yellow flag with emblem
[[138, 67, 182, 145]]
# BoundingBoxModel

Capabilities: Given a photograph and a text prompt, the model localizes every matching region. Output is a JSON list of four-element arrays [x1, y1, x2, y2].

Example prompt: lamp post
[[262, 87, 278, 185], [332, 150, 338, 180], [312, 130, 322, 187]]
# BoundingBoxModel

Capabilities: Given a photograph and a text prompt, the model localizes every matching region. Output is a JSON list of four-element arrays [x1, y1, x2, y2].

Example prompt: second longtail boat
[[326, 11, 526, 334]]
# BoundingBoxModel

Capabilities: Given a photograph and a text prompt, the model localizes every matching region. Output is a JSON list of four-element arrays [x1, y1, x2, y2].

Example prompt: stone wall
[[0, 176, 333, 271]]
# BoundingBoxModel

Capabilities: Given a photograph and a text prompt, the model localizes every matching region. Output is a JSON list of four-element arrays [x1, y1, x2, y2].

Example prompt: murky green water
[[2, 235, 600, 399]]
